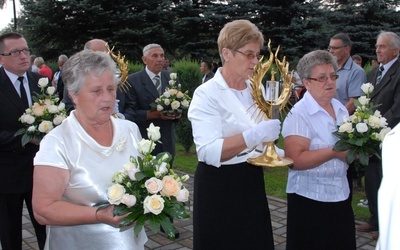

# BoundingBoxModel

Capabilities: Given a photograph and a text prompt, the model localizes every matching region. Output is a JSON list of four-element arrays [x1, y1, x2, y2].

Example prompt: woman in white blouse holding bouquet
[[32, 50, 147, 249], [282, 50, 355, 250]]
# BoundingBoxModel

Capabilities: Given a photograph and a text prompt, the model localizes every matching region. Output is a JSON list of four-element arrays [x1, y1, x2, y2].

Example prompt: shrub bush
[[171, 58, 202, 152]]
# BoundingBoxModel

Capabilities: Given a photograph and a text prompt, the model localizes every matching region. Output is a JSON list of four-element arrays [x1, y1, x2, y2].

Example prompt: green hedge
[[171, 58, 202, 152]]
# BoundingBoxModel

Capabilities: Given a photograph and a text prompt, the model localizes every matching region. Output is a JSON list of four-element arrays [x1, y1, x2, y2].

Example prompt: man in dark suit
[[0, 32, 46, 250], [125, 43, 180, 158], [200, 60, 214, 84], [356, 31, 400, 240], [124, 44, 180, 238]]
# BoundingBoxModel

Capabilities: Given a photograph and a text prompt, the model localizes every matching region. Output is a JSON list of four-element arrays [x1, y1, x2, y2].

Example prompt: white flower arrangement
[[99, 123, 190, 239], [333, 83, 391, 167], [150, 73, 191, 115], [15, 78, 67, 146]]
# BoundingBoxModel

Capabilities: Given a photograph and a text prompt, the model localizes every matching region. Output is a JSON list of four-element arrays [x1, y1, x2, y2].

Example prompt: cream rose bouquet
[[15, 78, 67, 146], [150, 73, 191, 115], [102, 123, 190, 239], [333, 83, 391, 169]]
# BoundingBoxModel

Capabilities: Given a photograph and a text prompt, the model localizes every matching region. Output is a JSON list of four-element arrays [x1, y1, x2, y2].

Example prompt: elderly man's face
[[142, 47, 164, 74], [376, 36, 399, 65]]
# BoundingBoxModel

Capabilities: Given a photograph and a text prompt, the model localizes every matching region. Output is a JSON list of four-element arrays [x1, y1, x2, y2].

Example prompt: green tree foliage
[[11, 0, 400, 68], [325, 0, 400, 63]]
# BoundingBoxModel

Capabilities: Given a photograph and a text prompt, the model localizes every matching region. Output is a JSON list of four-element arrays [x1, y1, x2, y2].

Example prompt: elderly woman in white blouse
[[32, 50, 147, 250], [282, 50, 356, 250]]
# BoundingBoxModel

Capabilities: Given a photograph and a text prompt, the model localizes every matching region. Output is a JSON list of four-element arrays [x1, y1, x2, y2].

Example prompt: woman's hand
[[95, 205, 132, 228], [333, 148, 348, 162]]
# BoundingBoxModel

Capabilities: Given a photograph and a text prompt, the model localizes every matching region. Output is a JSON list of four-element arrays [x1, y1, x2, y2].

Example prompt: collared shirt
[[145, 67, 160, 86], [379, 57, 398, 80], [334, 56, 366, 105], [282, 91, 350, 202]]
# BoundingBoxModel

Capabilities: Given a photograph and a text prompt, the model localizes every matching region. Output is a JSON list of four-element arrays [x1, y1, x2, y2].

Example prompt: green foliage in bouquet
[[103, 123, 190, 240], [14, 78, 66, 146], [333, 83, 391, 167]]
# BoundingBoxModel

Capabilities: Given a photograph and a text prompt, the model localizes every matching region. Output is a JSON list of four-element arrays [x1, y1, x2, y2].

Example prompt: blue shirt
[[334, 57, 367, 105]]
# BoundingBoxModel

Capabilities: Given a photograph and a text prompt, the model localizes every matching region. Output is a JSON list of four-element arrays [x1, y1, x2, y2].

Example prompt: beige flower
[[145, 177, 163, 194], [121, 194, 137, 208], [107, 184, 125, 205], [160, 176, 181, 197], [143, 194, 165, 215], [171, 100, 180, 110], [38, 121, 53, 133]]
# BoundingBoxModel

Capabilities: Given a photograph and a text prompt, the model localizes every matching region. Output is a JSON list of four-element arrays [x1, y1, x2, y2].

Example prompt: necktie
[[376, 66, 384, 85], [18, 76, 29, 108], [154, 75, 161, 95]]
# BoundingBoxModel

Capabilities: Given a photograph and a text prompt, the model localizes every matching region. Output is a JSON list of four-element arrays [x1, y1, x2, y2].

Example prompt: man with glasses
[[0, 32, 46, 250], [329, 33, 366, 114], [329, 33, 367, 207]]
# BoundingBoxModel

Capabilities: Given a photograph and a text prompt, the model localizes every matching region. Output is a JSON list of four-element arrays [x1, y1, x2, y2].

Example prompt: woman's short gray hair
[[62, 50, 118, 94], [296, 50, 338, 80]]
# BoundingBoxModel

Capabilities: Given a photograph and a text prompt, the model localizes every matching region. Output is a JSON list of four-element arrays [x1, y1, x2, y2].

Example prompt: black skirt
[[286, 193, 356, 250], [193, 161, 274, 250]]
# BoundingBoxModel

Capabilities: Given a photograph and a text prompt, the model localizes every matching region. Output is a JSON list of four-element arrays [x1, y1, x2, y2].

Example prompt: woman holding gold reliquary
[[188, 19, 281, 249], [32, 50, 147, 249], [282, 50, 356, 250]]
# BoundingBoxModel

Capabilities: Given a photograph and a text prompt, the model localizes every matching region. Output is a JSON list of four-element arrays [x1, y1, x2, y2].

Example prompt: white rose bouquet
[[150, 73, 191, 115], [333, 83, 391, 169], [15, 78, 67, 146], [100, 123, 190, 239]]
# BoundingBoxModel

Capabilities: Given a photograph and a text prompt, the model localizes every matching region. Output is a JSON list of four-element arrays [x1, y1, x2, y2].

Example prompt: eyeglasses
[[0, 48, 31, 57], [327, 45, 346, 50], [234, 50, 262, 60], [307, 74, 339, 83]]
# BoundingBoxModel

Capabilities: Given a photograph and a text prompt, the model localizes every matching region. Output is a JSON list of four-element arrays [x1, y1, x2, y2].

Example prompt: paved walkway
[[11, 172, 377, 250]]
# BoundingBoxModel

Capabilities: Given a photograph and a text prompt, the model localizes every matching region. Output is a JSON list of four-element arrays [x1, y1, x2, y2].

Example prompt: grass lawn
[[173, 142, 370, 222]]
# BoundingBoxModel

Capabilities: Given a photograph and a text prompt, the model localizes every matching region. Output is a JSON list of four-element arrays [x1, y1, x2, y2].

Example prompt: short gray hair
[[331, 33, 352, 48], [58, 54, 68, 63], [62, 50, 118, 94], [143, 44, 162, 56], [377, 31, 400, 55], [296, 50, 338, 80]]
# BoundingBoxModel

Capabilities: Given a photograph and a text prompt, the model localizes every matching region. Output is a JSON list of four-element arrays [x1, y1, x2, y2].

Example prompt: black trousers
[[0, 192, 46, 250], [365, 156, 382, 229]]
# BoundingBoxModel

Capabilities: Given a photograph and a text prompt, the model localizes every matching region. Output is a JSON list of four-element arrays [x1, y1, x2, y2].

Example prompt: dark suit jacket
[[203, 71, 215, 83], [0, 67, 42, 193], [368, 59, 400, 129], [124, 69, 176, 156]]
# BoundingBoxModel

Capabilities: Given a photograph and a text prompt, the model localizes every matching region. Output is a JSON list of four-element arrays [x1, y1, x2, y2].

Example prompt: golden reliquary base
[[247, 142, 293, 168]]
